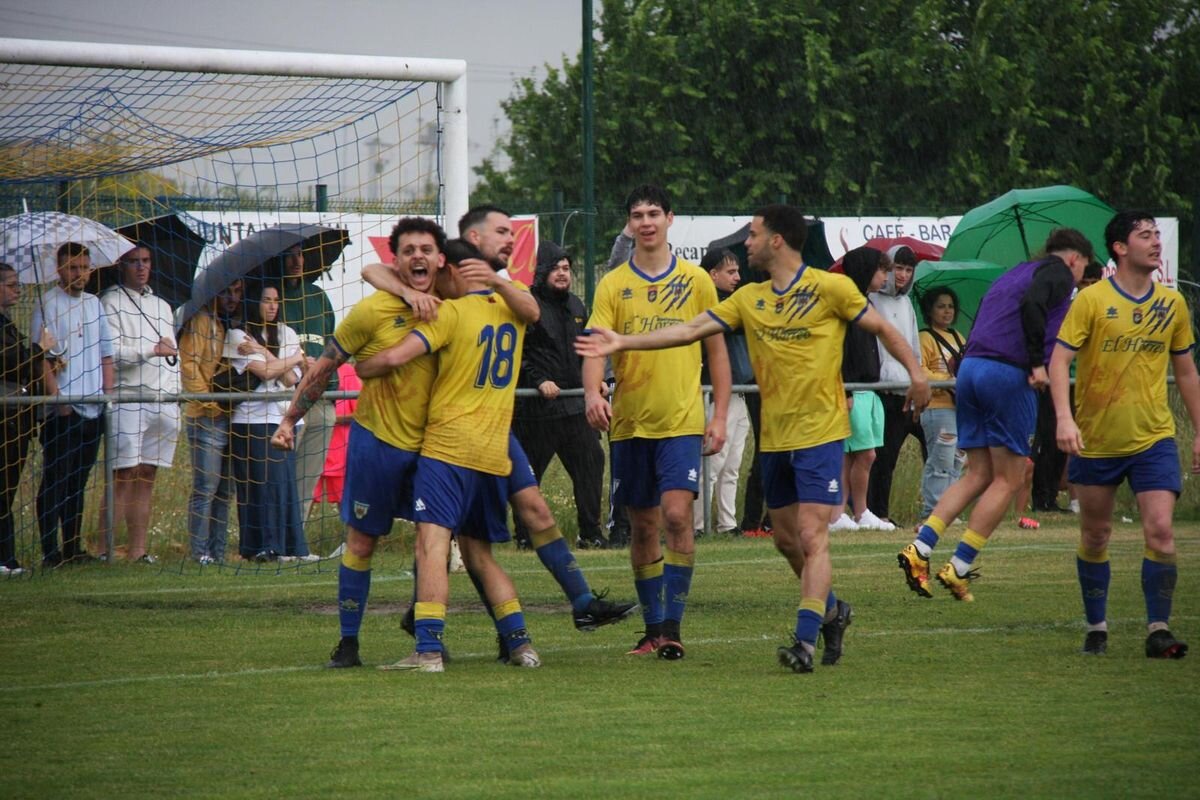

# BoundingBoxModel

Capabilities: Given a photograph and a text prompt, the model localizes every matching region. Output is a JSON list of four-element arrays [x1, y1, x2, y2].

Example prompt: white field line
[[4, 614, 1196, 695], [34, 541, 1130, 599]]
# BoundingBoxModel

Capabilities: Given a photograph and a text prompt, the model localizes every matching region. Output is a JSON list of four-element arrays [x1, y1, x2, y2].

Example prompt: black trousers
[[1031, 389, 1068, 510], [0, 408, 36, 566], [867, 393, 925, 520], [513, 413, 605, 543], [738, 391, 768, 531], [38, 410, 104, 559]]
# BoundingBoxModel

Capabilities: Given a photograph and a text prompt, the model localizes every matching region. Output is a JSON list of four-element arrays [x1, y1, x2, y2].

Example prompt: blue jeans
[[186, 415, 231, 560], [920, 407, 965, 518]]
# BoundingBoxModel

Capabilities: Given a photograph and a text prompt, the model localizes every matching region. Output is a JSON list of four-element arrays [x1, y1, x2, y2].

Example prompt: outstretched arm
[[855, 306, 930, 416], [1172, 350, 1200, 473], [272, 341, 347, 450], [355, 332, 428, 379], [575, 311, 724, 359]]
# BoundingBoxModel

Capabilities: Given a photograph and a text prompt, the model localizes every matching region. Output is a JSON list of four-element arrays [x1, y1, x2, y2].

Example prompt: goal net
[[0, 38, 467, 574]]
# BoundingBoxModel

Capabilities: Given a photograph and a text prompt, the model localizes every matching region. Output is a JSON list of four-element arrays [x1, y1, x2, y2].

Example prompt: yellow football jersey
[[332, 290, 434, 452], [588, 255, 719, 440], [1056, 277, 1194, 457], [414, 290, 525, 475], [708, 267, 867, 451]]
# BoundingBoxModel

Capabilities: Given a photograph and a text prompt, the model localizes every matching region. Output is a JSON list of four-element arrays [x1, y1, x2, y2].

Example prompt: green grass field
[[3, 518, 1197, 799]]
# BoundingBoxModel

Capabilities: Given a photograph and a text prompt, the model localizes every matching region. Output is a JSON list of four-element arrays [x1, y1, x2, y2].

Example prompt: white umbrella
[[0, 211, 136, 284]]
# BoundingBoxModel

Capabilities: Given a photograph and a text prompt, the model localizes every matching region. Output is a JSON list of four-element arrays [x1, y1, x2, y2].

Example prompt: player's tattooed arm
[[272, 341, 346, 450]]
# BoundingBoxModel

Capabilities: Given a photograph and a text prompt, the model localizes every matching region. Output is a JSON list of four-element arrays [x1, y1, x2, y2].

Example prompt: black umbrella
[[175, 223, 349, 334], [87, 213, 206, 310], [707, 219, 835, 286]]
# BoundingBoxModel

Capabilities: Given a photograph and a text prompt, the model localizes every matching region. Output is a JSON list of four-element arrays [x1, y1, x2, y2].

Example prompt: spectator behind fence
[[98, 244, 180, 563], [693, 248, 754, 537], [227, 282, 310, 562], [312, 361, 361, 517], [512, 241, 607, 550], [832, 247, 895, 532], [0, 263, 58, 576], [867, 245, 923, 524], [279, 243, 337, 524], [31, 243, 114, 568], [178, 278, 242, 565], [916, 286, 967, 521]]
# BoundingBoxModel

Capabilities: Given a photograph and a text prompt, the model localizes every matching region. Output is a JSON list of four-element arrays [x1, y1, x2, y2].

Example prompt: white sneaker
[[298, 553, 321, 563], [830, 513, 859, 532], [857, 510, 896, 531], [1069, 499, 1080, 514], [448, 539, 465, 573], [508, 643, 541, 668], [0, 564, 23, 577]]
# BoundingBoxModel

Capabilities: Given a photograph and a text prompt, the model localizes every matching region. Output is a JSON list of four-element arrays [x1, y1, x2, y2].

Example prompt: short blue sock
[[1142, 554, 1178, 625], [413, 604, 445, 654], [795, 607, 823, 648], [916, 525, 940, 552], [494, 599, 531, 650]]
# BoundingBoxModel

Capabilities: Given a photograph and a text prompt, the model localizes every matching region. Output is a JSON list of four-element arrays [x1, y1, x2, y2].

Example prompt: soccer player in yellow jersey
[[1050, 210, 1200, 659], [579, 205, 930, 672], [582, 184, 731, 661], [363, 208, 638, 659], [272, 217, 446, 669], [355, 238, 543, 672]]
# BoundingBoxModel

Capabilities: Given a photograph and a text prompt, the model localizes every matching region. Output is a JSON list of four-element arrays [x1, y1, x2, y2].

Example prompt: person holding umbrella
[[899, 228, 1094, 602], [0, 263, 58, 575], [278, 243, 337, 525], [1051, 211, 1199, 658], [31, 243, 115, 567]]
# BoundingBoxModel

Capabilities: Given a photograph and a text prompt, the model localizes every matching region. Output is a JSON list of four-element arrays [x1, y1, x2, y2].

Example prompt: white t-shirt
[[225, 325, 303, 426]]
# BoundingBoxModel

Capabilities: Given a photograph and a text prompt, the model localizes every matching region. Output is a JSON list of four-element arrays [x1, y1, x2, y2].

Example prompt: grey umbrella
[[175, 223, 349, 334]]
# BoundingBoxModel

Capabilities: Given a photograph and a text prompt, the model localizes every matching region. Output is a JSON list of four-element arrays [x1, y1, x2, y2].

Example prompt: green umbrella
[[911, 259, 1007, 337], [942, 185, 1115, 266]]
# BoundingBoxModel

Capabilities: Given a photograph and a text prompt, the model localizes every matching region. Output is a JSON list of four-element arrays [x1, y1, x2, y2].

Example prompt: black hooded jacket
[[515, 241, 588, 420], [840, 247, 883, 387]]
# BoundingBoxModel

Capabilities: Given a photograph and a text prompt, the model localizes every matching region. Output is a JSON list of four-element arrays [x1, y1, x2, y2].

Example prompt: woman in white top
[[226, 283, 309, 562]]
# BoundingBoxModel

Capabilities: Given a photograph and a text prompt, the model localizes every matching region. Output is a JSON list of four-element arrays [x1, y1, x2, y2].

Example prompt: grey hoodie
[[869, 245, 921, 391]]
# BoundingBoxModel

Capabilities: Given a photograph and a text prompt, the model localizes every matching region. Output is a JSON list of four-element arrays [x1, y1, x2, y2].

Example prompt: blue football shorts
[[609, 435, 702, 510], [760, 439, 845, 508], [339, 421, 419, 536]]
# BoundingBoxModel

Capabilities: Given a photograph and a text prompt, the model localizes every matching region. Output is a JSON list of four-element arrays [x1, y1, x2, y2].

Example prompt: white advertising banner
[[663, 215, 1180, 285]]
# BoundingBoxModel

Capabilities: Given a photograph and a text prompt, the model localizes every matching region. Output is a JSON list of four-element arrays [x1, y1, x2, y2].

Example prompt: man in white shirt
[[31, 243, 114, 567], [99, 244, 180, 563]]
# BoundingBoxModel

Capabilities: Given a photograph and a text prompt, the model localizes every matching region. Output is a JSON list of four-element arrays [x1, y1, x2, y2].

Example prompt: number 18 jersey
[[412, 290, 526, 476]]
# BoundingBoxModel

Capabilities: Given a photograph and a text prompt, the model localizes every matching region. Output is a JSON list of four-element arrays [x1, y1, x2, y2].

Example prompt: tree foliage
[[475, 0, 1200, 264]]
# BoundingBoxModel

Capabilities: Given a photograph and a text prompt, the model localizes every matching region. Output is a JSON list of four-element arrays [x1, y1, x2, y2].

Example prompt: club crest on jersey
[[354, 501, 369, 519], [621, 288, 633, 300], [775, 298, 785, 313], [647, 286, 658, 302], [1133, 308, 1143, 324]]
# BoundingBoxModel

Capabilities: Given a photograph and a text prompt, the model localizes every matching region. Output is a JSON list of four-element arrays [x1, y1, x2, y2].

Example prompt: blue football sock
[[532, 526, 593, 612], [413, 602, 446, 653], [795, 597, 825, 648], [493, 598, 531, 649], [1142, 550, 1178, 625], [338, 551, 372, 638], [1076, 545, 1110, 626], [663, 548, 695, 631], [634, 558, 665, 628]]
